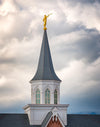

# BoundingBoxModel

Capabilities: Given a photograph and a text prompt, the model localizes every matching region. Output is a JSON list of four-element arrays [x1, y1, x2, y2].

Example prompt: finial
[[43, 14, 52, 30]]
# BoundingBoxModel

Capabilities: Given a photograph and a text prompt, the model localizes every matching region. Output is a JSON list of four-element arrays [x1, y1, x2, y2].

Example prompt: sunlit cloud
[[0, 76, 6, 87], [0, 0, 19, 16], [58, 0, 100, 32]]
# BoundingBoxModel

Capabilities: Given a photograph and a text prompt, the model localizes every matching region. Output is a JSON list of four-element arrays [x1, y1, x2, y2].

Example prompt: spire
[[31, 30, 61, 82]]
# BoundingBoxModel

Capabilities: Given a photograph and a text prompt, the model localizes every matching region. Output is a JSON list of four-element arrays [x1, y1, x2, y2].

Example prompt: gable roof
[[0, 114, 100, 127], [67, 114, 100, 127], [30, 30, 61, 82], [41, 111, 53, 127], [0, 114, 40, 127]]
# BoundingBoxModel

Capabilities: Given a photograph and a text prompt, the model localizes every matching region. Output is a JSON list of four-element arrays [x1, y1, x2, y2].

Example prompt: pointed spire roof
[[31, 30, 61, 82]]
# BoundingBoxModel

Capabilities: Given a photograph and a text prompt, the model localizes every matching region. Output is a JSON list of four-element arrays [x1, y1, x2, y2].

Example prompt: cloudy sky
[[0, 0, 100, 114]]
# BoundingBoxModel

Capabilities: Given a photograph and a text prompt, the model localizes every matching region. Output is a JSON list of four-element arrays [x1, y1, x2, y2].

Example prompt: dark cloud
[[67, 0, 100, 4], [58, 29, 100, 65], [0, 57, 16, 64], [50, 29, 100, 70], [61, 83, 100, 114], [75, 31, 100, 63], [48, 21, 84, 37], [0, 100, 29, 113]]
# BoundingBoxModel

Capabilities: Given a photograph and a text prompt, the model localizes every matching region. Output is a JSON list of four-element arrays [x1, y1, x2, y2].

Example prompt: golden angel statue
[[43, 14, 52, 30]]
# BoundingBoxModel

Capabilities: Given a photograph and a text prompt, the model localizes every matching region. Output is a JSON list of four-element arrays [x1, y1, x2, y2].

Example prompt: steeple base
[[23, 104, 69, 126]]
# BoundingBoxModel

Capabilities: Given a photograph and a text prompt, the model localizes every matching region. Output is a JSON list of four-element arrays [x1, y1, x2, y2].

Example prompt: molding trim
[[23, 104, 69, 110]]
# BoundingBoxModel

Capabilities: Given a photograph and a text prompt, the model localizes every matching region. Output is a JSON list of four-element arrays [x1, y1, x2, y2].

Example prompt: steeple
[[24, 16, 69, 127], [31, 30, 61, 81]]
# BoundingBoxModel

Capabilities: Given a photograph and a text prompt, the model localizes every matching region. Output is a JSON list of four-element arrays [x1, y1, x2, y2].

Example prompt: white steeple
[[30, 30, 61, 105], [23, 25, 69, 127]]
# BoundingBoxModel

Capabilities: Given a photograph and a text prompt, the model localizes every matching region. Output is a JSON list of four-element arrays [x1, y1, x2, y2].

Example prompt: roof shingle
[[0, 114, 100, 127], [31, 30, 61, 82]]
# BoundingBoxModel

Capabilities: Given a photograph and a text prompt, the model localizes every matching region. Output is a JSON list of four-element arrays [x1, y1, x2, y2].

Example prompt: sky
[[0, 0, 100, 114]]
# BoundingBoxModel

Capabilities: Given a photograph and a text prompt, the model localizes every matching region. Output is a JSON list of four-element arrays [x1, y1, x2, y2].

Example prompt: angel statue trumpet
[[43, 13, 52, 30]]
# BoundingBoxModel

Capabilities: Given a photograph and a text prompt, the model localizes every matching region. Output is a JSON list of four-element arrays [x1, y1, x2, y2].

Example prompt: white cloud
[[59, 57, 100, 98], [0, 0, 19, 16], [0, 67, 31, 107], [51, 30, 87, 45], [0, 76, 6, 87], [58, 0, 100, 32]]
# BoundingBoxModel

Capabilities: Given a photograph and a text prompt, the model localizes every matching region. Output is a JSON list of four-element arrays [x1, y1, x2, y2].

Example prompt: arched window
[[36, 88, 40, 104], [45, 88, 50, 104], [54, 90, 57, 104]]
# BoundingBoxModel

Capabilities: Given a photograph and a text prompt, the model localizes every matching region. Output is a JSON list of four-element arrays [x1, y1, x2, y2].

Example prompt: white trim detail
[[45, 107, 65, 127], [23, 104, 69, 125]]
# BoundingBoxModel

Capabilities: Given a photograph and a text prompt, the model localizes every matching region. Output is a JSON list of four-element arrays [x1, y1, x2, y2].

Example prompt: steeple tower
[[23, 15, 69, 126], [30, 29, 61, 104]]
